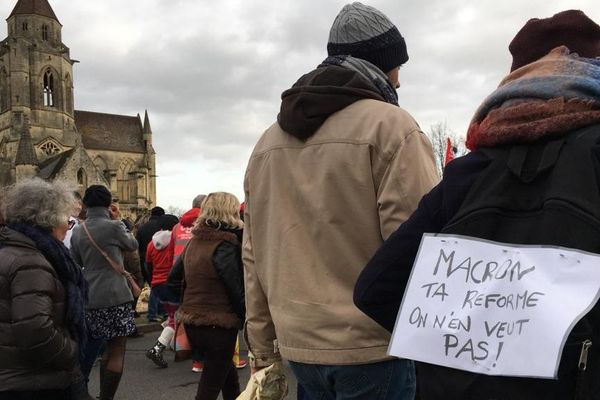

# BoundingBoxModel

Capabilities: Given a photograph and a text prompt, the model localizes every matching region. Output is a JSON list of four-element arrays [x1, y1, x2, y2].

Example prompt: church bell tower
[[0, 0, 79, 180]]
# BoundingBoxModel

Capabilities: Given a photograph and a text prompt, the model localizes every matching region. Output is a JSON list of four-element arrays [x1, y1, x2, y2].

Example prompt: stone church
[[0, 0, 157, 219]]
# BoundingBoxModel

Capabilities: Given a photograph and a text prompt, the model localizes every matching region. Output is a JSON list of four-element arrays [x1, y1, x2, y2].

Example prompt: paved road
[[88, 333, 298, 399]]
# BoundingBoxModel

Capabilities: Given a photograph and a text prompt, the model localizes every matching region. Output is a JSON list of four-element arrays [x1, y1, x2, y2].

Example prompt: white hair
[[1, 178, 76, 230]]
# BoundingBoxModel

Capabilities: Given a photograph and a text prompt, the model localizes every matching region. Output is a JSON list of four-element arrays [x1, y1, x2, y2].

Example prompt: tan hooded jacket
[[243, 65, 439, 366]]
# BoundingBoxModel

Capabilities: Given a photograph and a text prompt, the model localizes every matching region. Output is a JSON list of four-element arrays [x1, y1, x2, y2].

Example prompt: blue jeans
[[289, 359, 415, 400], [147, 287, 165, 320], [298, 383, 313, 400]]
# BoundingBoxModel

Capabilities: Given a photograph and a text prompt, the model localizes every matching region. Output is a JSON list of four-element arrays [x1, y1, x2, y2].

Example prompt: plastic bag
[[236, 361, 288, 400]]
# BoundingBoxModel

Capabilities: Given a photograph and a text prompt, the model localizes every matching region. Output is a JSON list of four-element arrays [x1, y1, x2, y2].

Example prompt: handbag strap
[[81, 221, 126, 276]]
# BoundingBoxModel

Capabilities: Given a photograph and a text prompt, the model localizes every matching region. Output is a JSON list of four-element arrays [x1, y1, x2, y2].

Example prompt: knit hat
[[328, 2, 408, 73], [150, 206, 165, 216], [509, 10, 600, 71], [82, 185, 111, 208], [159, 214, 179, 230]]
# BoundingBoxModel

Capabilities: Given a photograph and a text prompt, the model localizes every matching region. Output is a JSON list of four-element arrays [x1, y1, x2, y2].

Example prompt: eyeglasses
[[68, 220, 76, 230]]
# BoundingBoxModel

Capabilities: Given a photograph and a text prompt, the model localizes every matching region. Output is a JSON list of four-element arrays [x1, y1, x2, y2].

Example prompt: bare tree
[[425, 121, 468, 175], [165, 205, 186, 218]]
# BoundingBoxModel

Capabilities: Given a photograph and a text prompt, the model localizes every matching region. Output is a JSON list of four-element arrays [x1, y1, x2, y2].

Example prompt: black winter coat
[[355, 132, 600, 400], [0, 227, 79, 391], [135, 216, 162, 281]]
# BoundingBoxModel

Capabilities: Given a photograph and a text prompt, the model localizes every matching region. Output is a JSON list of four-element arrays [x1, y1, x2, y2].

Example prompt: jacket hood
[[278, 65, 386, 141], [180, 208, 201, 228], [0, 226, 37, 250], [152, 230, 172, 250]]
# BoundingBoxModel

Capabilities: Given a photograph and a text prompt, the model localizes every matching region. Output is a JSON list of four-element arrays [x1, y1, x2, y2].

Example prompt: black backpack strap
[[505, 138, 565, 183]]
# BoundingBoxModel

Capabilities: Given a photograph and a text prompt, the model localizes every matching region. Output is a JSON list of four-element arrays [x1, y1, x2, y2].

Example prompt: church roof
[[75, 110, 147, 154], [8, 0, 60, 23], [37, 148, 74, 179]]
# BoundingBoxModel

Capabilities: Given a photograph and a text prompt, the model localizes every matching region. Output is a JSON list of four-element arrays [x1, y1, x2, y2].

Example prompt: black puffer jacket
[[0, 227, 78, 391]]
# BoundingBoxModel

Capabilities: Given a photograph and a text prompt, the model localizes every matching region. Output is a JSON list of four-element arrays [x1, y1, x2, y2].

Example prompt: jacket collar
[[85, 207, 111, 220], [0, 226, 38, 251]]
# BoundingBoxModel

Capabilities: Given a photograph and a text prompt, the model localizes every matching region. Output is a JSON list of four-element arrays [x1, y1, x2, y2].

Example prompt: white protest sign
[[388, 234, 600, 378]]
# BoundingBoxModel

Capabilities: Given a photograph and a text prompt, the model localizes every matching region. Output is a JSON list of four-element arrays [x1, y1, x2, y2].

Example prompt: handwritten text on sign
[[388, 234, 600, 378]]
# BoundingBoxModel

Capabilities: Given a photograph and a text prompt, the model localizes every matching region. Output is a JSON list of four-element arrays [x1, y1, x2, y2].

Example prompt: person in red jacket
[[168, 195, 206, 371], [171, 195, 205, 267], [144, 214, 179, 368]]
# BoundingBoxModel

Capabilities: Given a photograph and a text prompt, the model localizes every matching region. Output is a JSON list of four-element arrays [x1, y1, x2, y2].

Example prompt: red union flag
[[444, 137, 455, 166]]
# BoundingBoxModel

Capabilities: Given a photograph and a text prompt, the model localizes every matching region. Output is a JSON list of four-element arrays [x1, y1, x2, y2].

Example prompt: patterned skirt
[[86, 303, 135, 340]]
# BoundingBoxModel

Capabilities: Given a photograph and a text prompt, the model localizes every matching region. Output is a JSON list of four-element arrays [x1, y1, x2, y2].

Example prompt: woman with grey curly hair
[[0, 178, 89, 400]]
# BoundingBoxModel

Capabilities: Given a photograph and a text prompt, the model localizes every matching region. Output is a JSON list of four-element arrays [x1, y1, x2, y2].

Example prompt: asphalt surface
[[88, 332, 298, 399]]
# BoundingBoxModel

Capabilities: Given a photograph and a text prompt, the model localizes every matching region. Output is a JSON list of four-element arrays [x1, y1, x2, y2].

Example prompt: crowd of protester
[[1, 2, 600, 400]]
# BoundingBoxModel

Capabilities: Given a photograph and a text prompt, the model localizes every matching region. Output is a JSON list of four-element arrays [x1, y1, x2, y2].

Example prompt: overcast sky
[[1, 1, 599, 210]]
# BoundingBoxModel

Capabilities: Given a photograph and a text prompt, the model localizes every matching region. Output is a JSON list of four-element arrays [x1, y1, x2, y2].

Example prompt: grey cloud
[[2, 0, 599, 207]]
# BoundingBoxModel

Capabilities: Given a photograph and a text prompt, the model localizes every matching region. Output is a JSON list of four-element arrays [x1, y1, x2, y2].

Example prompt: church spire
[[15, 126, 38, 166], [143, 110, 152, 134], [9, 0, 60, 23]]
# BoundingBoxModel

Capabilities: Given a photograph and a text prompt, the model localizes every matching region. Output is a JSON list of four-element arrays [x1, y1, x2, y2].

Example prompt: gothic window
[[42, 25, 49, 41], [0, 137, 6, 157], [0, 68, 8, 111], [77, 168, 87, 187], [40, 140, 61, 156], [13, 112, 22, 126], [117, 160, 137, 202], [43, 69, 54, 107], [22, 21, 28, 31], [64, 75, 73, 114], [129, 171, 138, 201]]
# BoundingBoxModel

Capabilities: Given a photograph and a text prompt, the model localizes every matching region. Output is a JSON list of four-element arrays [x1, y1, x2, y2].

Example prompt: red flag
[[444, 137, 455, 166]]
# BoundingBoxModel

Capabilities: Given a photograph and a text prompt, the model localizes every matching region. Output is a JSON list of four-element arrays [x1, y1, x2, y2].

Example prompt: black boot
[[69, 374, 96, 400], [145, 341, 168, 368], [99, 369, 122, 400]]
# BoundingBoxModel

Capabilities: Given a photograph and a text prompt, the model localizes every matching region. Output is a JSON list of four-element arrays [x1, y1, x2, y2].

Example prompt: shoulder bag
[[81, 221, 142, 298]]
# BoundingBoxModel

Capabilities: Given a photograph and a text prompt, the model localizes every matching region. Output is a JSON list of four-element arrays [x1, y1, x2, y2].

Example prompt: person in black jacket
[[354, 10, 600, 400], [136, 206, 165, 322]]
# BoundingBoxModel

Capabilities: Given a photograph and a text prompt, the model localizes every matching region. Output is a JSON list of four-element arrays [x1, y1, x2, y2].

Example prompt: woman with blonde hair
[[175, 192, 245, 400]]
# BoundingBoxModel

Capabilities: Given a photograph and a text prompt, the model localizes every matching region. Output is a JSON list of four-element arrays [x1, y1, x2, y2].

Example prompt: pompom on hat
[[327, 2, 408, 73], [509, 9, 600, 71]]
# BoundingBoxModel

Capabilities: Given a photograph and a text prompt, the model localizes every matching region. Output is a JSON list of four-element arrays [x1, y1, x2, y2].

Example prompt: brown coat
[[178, 228, 242, 329], [0, 227, 78, 391], [123, 249, 143, 287]]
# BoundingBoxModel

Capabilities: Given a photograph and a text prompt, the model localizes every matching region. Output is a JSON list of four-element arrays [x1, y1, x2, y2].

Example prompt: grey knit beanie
[[328, 2, 408, 73]]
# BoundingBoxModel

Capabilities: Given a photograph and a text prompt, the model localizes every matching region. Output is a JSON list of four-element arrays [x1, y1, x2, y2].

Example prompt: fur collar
[[194, 226, 238, 244]]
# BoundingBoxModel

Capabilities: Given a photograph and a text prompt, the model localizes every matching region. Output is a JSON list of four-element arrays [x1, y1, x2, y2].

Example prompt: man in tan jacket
[[243, 2, 439, 399]]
